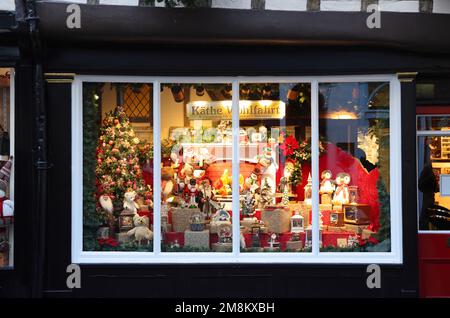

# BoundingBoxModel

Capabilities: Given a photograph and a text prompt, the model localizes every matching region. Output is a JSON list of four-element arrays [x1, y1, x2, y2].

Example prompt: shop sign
[[186, 100, 285, 120]]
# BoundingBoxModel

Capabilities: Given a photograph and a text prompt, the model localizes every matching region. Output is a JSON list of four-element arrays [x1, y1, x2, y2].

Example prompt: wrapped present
[[343, 223, 369, 235], [286, 240, 303, 251], [171, 207, 200, 232], [261, 205, 291, 234], [211, 242, 232, 252], [210, 209, 231, 234], [240, 217, 259, 234], [162, 223, 172, 233], [184, 230, 210, 249]]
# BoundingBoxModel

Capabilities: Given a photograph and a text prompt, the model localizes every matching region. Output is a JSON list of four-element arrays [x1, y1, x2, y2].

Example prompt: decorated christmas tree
[[95, 106, 145, 212]]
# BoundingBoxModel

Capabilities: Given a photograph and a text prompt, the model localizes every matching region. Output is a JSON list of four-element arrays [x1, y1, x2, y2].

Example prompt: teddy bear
[[161, 165, 175, 200], [127, 215, 153, 245], [123, 190, 139, 214]]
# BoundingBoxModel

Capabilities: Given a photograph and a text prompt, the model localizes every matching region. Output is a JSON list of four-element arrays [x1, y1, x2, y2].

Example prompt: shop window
[[319, 82, 391, 252], [82, 82, 154, 252], [75, 76, 402, 263], [0, 68, 13, 268], [238, 82, 311, 253], [417, 115, 450, 231]]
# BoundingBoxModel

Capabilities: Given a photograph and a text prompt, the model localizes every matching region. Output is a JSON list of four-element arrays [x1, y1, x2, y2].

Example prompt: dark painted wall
[[40, 45, 422, 298]]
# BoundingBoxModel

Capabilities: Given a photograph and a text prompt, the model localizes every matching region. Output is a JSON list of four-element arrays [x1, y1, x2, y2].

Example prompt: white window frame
[[72, 74, 403, 264], [416, 114, 450, 234]]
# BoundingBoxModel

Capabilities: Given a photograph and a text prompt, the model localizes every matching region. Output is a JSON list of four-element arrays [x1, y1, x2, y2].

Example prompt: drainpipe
[[16, 0, 49, 298]]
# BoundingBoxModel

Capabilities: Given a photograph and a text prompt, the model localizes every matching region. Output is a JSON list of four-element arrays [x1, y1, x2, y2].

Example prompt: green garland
[[83, 84, 102, 250]]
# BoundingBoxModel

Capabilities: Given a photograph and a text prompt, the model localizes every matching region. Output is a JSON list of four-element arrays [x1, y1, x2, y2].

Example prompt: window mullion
[[232, 80, 240, 258], [153, 80, 162, 255], [311, 80, 320, 256]]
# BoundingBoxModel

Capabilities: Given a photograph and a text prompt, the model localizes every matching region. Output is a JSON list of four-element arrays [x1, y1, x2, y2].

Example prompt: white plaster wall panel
[[0, 0, 16, 11], [321, 0, 361, 11], [378, 0, 420, 12], [265, 0, 308, 11], [212, 0, 252, 9], [433, 0, 450, 13]]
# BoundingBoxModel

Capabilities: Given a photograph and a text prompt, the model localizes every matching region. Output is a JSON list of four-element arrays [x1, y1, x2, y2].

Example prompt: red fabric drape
[[277, 143, 381, 231]]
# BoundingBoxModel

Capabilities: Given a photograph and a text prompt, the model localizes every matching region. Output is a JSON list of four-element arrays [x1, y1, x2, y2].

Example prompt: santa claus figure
[[198, 178, 214, 218]]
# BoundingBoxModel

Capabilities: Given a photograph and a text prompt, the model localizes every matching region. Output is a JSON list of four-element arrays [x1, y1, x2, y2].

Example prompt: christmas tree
[[95, 106, 145, 212]]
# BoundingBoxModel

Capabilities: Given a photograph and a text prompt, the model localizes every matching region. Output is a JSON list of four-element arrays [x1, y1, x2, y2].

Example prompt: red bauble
[[97, 159, 102, 164], [115, 168, 121, 174], [114, 119, 119, 125], [109, 140, 114, 145]]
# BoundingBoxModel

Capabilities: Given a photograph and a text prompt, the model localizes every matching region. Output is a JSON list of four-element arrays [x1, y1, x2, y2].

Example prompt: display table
[[164, 230, 354, 250]]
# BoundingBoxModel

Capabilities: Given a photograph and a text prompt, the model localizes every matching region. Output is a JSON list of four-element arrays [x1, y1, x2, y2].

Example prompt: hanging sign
[[186, 100, 285, 120]]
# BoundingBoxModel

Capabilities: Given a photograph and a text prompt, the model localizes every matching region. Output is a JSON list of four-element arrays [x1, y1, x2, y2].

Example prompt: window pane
[[83, 82, 154, 252], [160, 83, 233, 252], [239, 83, 311, 252], [318, 82, 391, 252], [0, 68, 13, 268], [418, 134, 450, 231], [417, 115, 450, 132]]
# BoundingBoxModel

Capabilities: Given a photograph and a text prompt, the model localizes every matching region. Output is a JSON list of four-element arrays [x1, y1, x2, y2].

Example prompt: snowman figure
[[332, 172, 351, 205], [320, 170, 335, 194]]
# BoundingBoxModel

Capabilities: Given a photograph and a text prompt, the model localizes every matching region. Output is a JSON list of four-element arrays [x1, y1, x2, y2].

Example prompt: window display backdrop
[[75, 76, 402, 263], [417, 115, 450, 232]]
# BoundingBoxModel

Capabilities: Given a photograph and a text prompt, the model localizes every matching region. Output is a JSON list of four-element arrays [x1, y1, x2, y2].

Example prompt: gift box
[[261, 206, 291, 234], [184, 230, 210, 249], [240, 217, 259, 234], [171, 207, 200, 232], [211, 242, 232, 252], [286, 240, 303, 251], [343, 223, 369, 235], [210, 220, 231, 234]]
